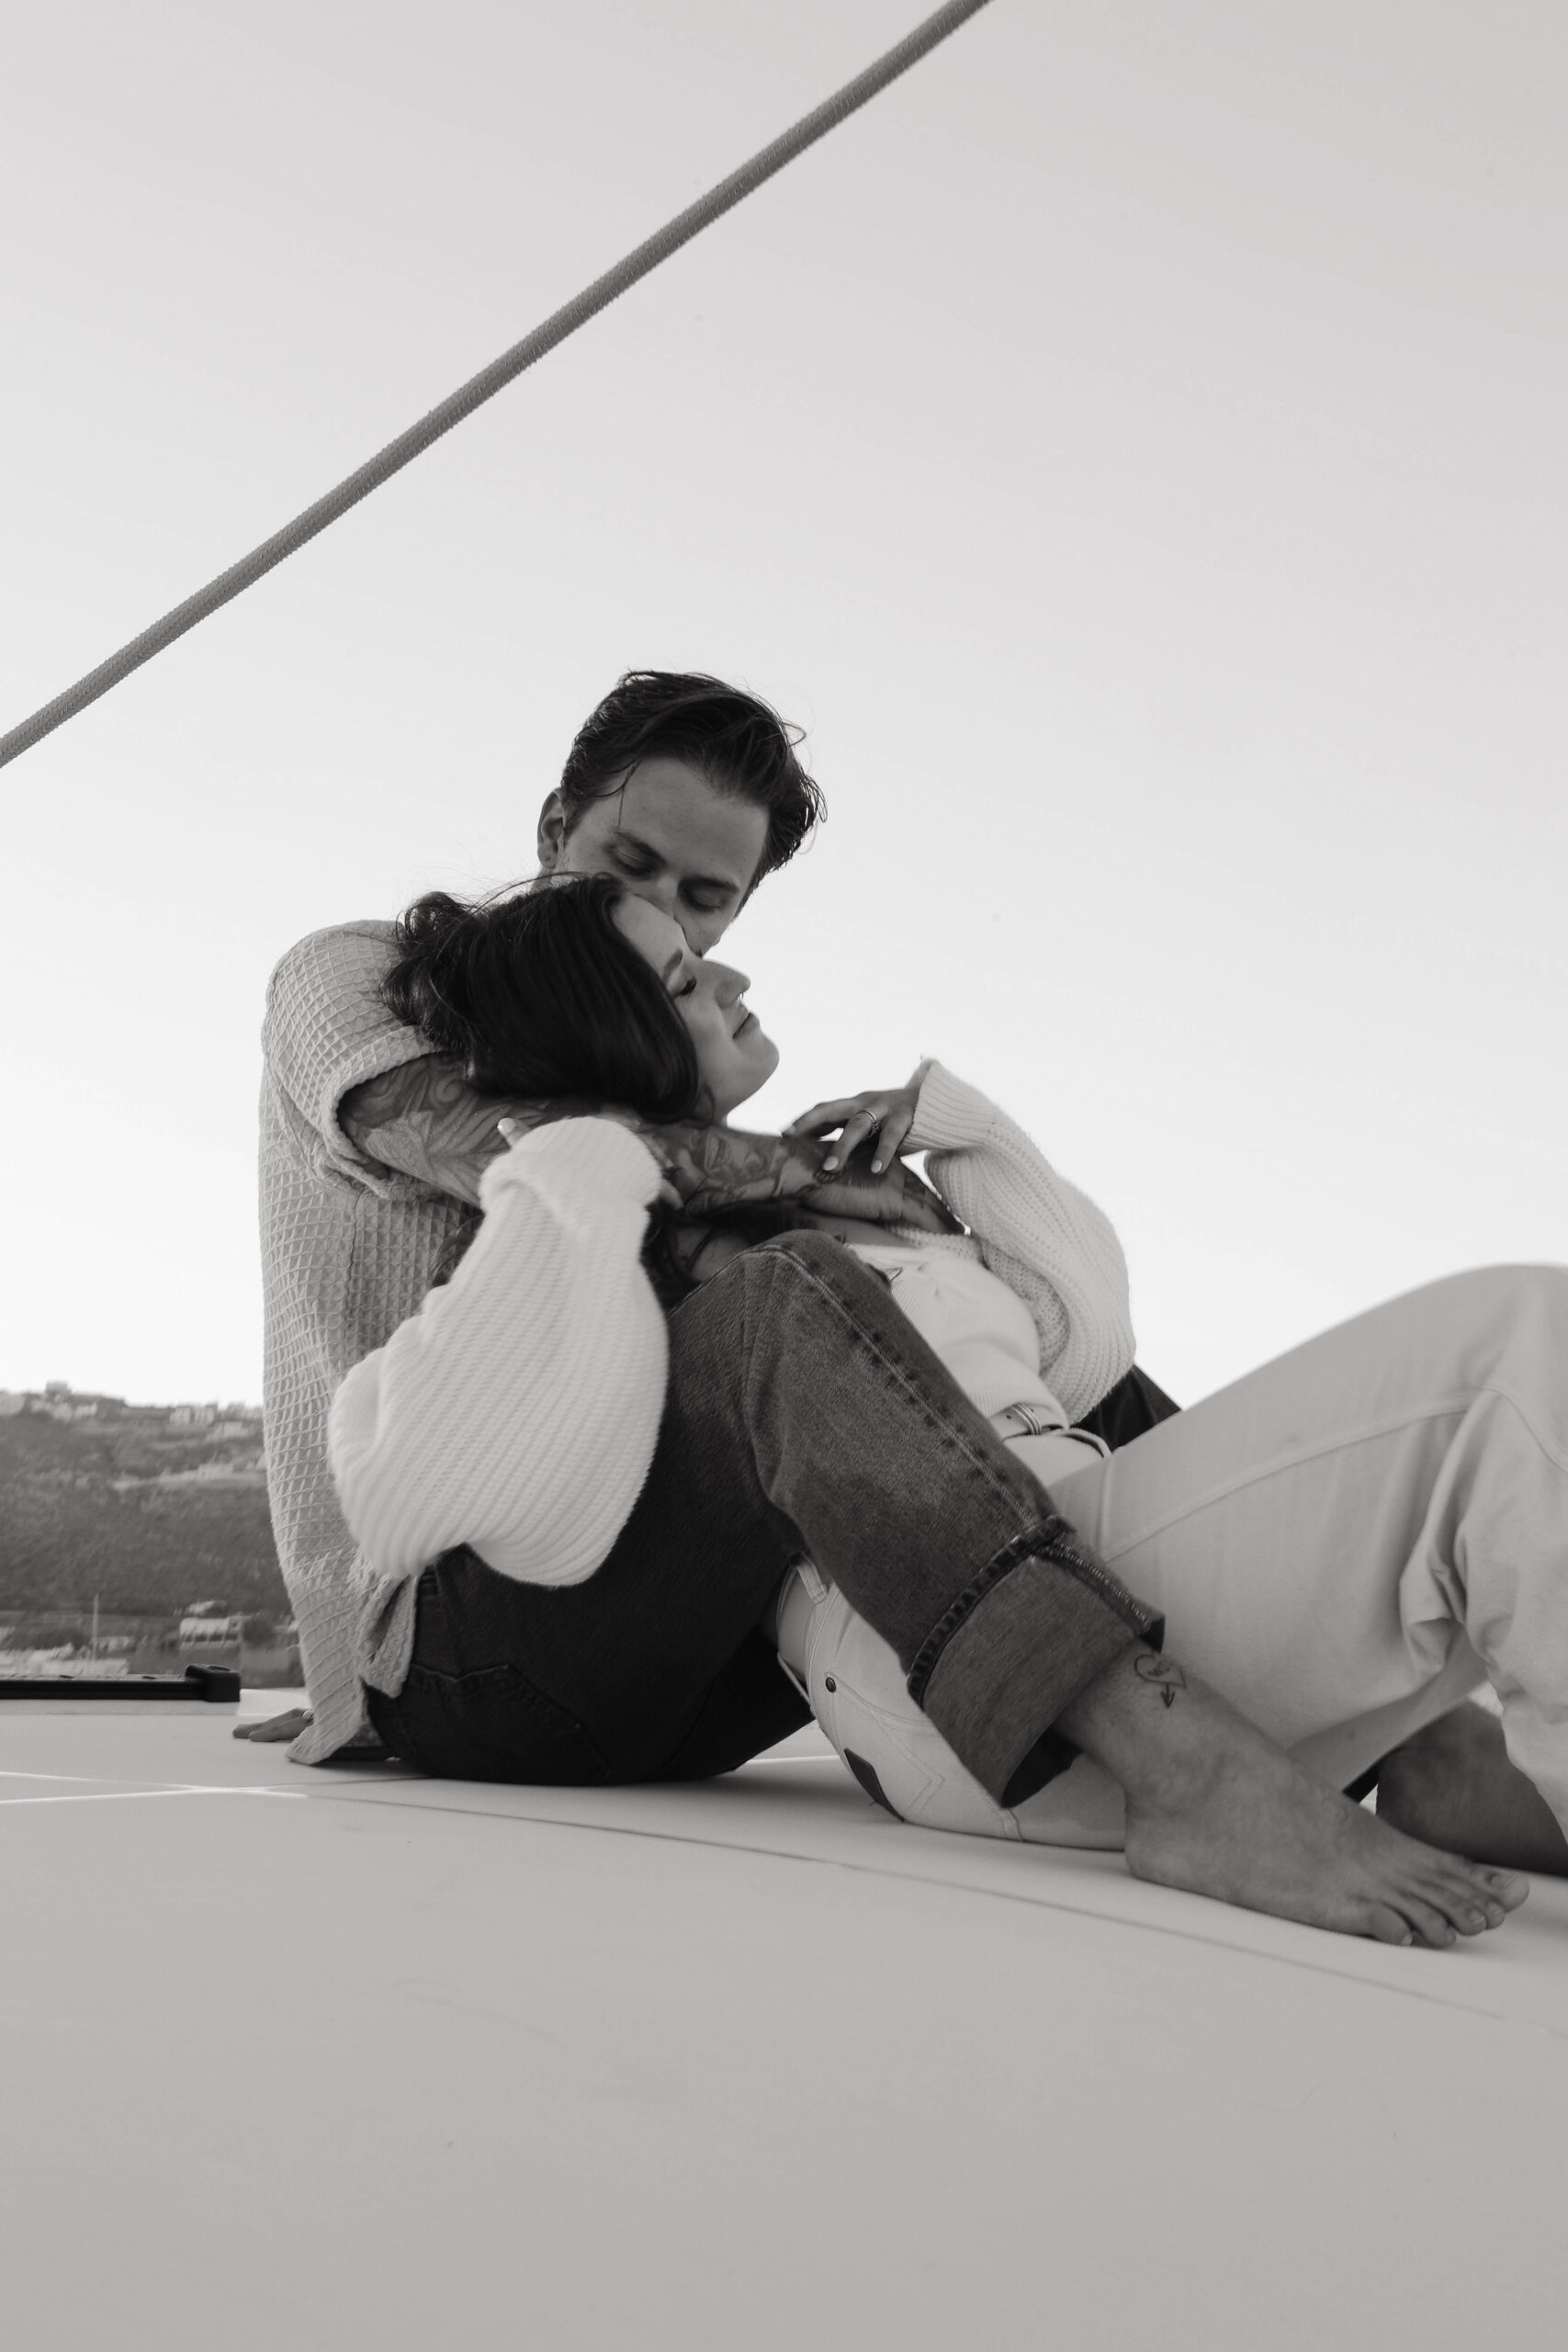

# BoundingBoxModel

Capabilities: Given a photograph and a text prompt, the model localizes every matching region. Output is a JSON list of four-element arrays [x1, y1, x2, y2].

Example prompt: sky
[[4, 0, 1564, 1410]]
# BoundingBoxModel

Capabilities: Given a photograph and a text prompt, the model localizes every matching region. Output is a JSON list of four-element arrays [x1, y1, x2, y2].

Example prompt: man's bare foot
[[1377, 1702, 1568, 1877], [1056, 1646, 1529, 1947]]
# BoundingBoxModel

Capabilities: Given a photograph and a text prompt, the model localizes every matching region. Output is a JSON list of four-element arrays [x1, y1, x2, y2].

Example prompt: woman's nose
[[711, 963, 750, 1003]]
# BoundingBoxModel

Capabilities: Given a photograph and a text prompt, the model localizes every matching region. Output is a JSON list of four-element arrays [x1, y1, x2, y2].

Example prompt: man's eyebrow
[[613, 825, 743, 895]]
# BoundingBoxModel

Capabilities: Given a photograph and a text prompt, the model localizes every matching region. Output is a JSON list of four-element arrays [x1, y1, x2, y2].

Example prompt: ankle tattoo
[[1134, 1652, 1188, 1709]]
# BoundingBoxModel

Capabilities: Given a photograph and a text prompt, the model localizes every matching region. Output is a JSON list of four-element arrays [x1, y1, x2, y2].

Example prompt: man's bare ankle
[[1055, 1641, 1240, 1815]]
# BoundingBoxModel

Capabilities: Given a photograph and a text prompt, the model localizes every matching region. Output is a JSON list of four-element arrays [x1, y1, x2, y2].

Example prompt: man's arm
[[342, 1056, 959, 1232], [341, 1055, 518, 1205], [662, 1123, 957, 1234]]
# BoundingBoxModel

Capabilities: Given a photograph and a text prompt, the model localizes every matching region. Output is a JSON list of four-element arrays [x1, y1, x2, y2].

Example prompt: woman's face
[[613, 894, 780, 1120]]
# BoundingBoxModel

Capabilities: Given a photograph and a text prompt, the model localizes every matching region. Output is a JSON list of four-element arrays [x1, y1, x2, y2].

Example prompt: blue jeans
[[367, 1233, 1161, 1802]]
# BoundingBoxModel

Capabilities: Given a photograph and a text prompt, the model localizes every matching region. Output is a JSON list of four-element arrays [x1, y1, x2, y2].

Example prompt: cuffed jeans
[[783, 1265, 1568, 1848], [365, 1232, 1159, 1797]]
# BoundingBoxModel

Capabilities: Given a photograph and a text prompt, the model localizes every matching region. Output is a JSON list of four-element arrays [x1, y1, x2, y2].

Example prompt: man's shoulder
[[266, 919, 400, 1003], [261, 918, 420, 1125]]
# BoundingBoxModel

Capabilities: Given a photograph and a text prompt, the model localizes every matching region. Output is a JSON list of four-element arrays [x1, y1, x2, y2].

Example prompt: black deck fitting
[[0, 1664, 243, 1702]]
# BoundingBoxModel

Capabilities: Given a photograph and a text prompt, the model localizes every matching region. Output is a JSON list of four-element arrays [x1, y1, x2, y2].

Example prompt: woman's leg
[[1043, 1265, 1568, 1830], [1375, 1702, 1568, 1873]]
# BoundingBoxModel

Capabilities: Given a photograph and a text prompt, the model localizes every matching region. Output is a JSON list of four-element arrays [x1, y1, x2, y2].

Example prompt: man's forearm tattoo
[[341, 1059, 960, 1236], [1134, 1653, 1188, 1709], [657, 1122, 806, 1212], [662, 1124, 957, 1232], [341, 1057, 614, 1205]]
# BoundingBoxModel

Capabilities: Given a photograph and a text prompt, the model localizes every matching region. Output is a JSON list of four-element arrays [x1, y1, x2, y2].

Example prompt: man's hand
[[654, 1114, 957, 1235], [800, 1148, 959, 1235], [232, 1705, 311, 1742], [785, 1064, 931, 1176]]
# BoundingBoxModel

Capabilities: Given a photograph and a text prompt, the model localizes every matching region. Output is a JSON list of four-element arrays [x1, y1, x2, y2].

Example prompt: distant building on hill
[[180, 1613, 245, 1648], [0, 1382, 262, 1426]]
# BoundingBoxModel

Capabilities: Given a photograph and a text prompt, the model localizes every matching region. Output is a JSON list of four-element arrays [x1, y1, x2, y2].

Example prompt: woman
[[332, 876, 1568, 1890]]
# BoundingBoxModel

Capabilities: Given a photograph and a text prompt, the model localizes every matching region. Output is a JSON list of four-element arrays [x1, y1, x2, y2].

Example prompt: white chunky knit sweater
[[896, 1060, 1134, 1422], [260, 922, 471, 1764], [332, 1117, 669, 1687]]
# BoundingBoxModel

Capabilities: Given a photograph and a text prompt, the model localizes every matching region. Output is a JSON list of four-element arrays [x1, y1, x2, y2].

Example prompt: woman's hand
[[785, 1064, 931, 1176]]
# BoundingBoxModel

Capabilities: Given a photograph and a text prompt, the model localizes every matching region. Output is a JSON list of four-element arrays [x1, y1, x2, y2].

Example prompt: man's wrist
[[655, 1124, 807, 1212]]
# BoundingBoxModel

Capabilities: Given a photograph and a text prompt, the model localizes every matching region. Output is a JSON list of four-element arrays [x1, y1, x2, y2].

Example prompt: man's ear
[[536, 790, 569, 870]]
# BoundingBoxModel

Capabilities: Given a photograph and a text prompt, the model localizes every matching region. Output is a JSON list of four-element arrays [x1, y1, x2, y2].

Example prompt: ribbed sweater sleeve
[[327, 1118, 668, 1587], [904, 1063, 1135, 1421]]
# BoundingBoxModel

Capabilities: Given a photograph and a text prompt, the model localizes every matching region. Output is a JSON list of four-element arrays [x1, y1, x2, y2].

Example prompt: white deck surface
[[6, 1695, 1566, 2350]]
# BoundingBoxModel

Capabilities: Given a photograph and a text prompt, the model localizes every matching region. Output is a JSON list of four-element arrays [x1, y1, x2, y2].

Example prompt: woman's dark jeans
[[367, 1233, 1161, 1804]]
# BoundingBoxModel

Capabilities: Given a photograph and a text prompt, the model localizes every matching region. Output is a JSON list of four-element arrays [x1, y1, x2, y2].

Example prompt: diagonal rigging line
[[1, 0, 994, 770]]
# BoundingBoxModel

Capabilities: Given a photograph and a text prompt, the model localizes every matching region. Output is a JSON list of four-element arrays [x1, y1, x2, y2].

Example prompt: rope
[[1, 0, 993, 771]]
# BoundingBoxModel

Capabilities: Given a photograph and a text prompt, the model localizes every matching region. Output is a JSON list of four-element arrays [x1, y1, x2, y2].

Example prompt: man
[[257, 671, 998, 1758], [256, 665, 1174, 1760]]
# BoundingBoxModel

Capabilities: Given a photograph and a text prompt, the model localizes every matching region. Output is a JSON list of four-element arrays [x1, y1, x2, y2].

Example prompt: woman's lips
[[733, 1008, 756, 1037]]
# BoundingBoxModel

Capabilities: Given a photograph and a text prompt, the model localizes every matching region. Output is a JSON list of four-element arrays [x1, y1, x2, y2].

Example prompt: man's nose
[[626, 872, 704, 945], [626, 874, 681, 921]]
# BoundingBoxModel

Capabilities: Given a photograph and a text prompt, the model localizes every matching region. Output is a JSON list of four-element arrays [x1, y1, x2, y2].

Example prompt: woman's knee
[[1461, 1262, 1568, 1327], [1434, 1263, 1568, 1374]]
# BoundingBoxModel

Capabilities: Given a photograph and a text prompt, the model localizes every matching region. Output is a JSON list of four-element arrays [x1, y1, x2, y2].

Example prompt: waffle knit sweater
[[326, 1062, 1136, 1670], [260, 922, 471, 1765]]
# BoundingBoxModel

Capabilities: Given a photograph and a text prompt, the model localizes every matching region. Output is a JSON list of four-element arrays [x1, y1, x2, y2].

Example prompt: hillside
[[0, 1403, 288, 1618]]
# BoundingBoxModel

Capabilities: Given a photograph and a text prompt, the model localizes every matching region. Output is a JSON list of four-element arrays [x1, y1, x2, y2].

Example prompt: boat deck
[[7, 1694, 1566, 2349]]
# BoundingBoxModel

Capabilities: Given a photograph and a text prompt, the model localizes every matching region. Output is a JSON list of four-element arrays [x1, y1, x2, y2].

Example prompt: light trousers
[[779, 1266, 1568, 1848]]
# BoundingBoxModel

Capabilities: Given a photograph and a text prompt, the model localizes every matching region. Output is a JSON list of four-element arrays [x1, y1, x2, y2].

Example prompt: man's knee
[[749, 1227, 897, 1303], [752, 1227, 853, 1278]]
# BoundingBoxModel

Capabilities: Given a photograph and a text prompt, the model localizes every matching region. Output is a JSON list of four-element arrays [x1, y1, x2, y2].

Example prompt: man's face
[[537, 757, 770, 955]]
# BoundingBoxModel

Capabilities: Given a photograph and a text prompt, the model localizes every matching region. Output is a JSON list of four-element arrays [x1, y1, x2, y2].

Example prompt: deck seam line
[[268, 1780, 1565, 2041]]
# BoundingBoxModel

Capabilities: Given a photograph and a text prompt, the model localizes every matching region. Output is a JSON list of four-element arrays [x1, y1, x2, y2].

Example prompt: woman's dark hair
[[381, 874, 700, 1119], [558, 671, 825, 890]]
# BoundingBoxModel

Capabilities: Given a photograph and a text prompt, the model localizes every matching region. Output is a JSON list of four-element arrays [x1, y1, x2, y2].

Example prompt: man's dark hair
[[558, 671, 825, 888], [381, 875, 700, 1117]]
